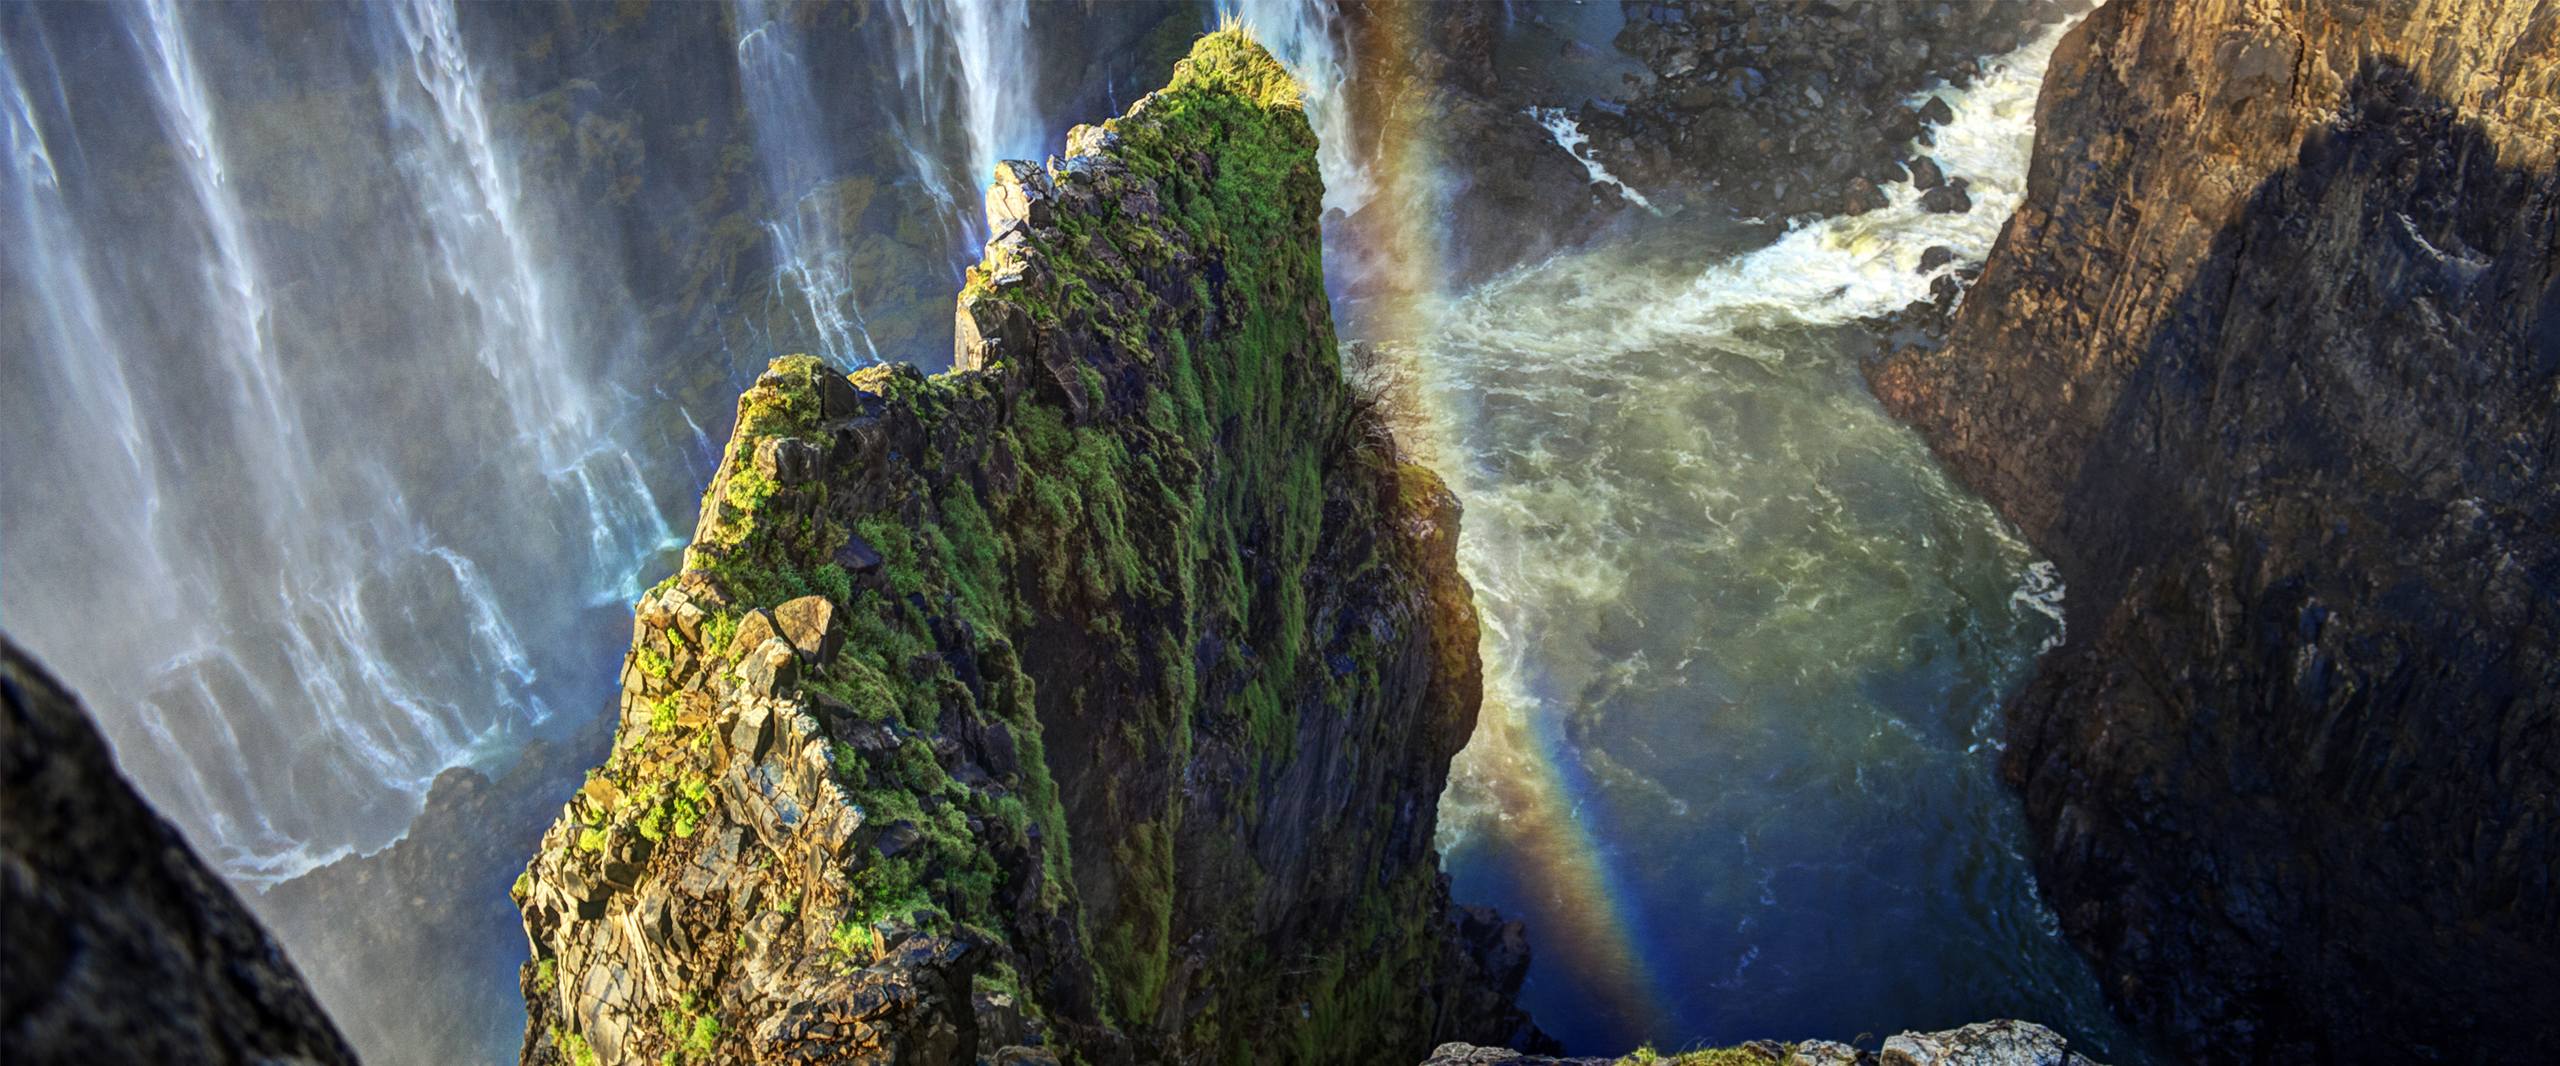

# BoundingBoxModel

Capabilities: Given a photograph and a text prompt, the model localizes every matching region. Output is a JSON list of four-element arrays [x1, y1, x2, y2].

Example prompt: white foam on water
[[1428, 0, 2084, 886], [1528, 105, 1655, 211], [2010, 560, 2069, 654], [1639, 13, 2076, 337]]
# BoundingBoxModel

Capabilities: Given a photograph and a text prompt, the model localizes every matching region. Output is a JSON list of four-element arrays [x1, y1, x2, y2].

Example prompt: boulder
[[1919, 176, 1972, 213], [1843, 177, 1890, 215], [984, 159, 1054, 236], [771, 595, 842, 664], [732, 608, 779, 658]]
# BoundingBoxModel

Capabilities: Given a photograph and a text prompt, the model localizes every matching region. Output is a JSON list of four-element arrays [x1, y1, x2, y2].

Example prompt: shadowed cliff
[[1872, 0, 2558, 1059], [1, 636, 358, 1064]]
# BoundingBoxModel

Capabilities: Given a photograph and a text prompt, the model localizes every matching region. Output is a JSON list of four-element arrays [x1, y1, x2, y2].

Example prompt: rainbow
[[1222, 0, 1672, 1039]]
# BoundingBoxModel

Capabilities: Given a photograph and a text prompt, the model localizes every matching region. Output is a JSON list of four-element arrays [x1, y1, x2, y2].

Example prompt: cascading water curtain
[[0, 0, 673, 882]]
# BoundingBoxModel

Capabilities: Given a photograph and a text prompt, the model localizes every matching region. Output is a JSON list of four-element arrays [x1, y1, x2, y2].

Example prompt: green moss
[[657, 992, 723, 1065], [582, 26, 1450, 1061], [552, 1029, 597, 1066], [1621, 1046, 1789, 1066], [1097, 817, 1179, 1023]]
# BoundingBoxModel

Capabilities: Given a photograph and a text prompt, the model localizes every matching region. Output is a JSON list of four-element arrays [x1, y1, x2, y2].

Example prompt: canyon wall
[[1871, 0, 2559, 1059], [1590, 0, 2089, 218], [0, 636, 357, 1064], [512, 32, 1534, 1065]]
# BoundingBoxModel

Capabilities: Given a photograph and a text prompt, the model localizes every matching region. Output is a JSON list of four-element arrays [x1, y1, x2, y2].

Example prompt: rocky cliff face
[[512, 32, 1534, 1066], [1870, 0, 2559, 1059], [1587, 0, 2091, 218], [0, 636, 357, 1064]]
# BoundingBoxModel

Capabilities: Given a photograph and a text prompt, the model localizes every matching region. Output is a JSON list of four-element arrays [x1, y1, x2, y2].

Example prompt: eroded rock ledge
[[1426, 1019, 2105, 1066], [514, 32, 1533, 1065], [1871, 0, 2558, 1059]]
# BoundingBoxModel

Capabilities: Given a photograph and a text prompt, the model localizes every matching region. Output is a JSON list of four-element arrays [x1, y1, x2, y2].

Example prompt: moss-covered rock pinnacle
[[512, 31, 1536, 1066]]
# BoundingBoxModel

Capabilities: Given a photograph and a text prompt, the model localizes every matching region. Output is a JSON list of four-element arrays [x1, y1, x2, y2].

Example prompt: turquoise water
[[1416, 16, 2158, 1058], [1425, 219, 2146, 1060]]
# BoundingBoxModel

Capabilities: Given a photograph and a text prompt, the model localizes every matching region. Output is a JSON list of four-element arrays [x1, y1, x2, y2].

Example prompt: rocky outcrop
[[0, 635, 358, 1065], [1586, 0, 2091, 218], [1870, 0, 2559, 1059], [1424, 1020, 2105, 1066], [513, 32, 1534, 1065]]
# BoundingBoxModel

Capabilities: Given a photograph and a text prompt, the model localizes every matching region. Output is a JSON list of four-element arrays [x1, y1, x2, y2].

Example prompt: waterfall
[[0, 0, 670, 883], [135, 0, 301, 492], [946, 0, 1034, 205], [886, 0, 1040, 248], [368, 0, 672, 599], [735, 0, 878, 365], [1216, 0, 1372, 216]]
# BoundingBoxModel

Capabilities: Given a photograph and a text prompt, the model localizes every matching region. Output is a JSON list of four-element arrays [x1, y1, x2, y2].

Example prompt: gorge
[[3, 2, 2553, 1065]]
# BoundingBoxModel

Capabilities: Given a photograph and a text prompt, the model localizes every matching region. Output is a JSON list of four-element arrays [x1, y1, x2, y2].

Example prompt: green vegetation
[[1622, 1045, 1790, 1065], [551, 1028, 597, 1066], [657, 992, 722, 1065], [542, 27, 1465, 1064]]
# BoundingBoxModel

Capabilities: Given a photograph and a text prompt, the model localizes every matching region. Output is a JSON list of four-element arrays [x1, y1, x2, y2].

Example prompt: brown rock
[[1868, 0, 2560, 1058], [771, 595, 842, 664], [731, 608, 779, 659]]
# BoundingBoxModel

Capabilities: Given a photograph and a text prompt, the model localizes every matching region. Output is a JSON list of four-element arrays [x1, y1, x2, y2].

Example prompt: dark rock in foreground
[[1872, 0, 2560, 1059], [1, 635, 358, 1065]]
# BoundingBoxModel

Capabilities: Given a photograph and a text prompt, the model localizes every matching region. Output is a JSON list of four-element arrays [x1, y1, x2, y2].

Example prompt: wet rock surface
[[1586, 0, 2091, 219], [514, 34, 1536, 1065], [1871, 0, 2560, 1059], [1333, 1, 1648, 293], [1, 636, 358, 1065], [1423, 1020, 2104, 1066]]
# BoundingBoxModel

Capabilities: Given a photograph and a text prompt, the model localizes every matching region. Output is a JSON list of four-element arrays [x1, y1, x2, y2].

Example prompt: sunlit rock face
[[512, 33, 1536, 1066], [0, 637, 356, 1064], [1872, 0, 2560, 1058]]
